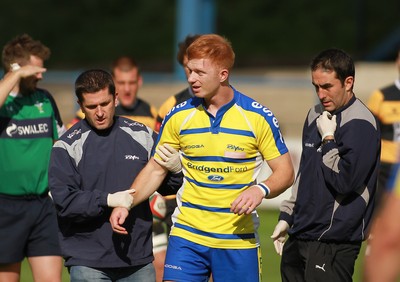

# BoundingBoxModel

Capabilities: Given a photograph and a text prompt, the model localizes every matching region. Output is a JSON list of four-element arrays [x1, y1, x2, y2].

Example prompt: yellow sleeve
[[154, 111, 181, 161], [367, 90, 384, 116]]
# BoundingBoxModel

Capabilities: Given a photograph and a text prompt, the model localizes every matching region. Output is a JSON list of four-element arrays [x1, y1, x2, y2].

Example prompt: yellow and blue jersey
[[154, 87, 288, 249]]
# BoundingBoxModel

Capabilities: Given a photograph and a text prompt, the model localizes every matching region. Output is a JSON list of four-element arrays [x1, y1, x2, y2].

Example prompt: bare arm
[[363, 193, 400, 282], [109, 157, 168, 234], [231, 152, 294, 215], [0, 65, 46, 107], [264, 152, 295, 198]]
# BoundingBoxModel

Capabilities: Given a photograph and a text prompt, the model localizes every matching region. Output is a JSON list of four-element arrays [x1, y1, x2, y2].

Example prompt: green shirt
[[0, 89, 64, 196]]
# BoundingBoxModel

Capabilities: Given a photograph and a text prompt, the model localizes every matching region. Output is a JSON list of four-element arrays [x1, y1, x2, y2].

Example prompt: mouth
[[191, 85, 201, 93], [96, 119, 106, 125], [321, 100, 331, 107]]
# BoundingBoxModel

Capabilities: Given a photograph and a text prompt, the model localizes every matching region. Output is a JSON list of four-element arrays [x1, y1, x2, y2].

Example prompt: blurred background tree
[[1, 0, 399, 71]]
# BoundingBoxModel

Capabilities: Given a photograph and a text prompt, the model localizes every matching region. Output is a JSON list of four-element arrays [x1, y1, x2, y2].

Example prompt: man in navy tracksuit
[[271, 49, 381, 282], [48, 69, 182, 281]]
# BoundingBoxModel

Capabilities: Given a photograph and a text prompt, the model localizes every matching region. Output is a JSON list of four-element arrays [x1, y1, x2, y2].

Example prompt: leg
[[281, 237, 306, 282], [304, 241, 360, 282], [331, 242, 361, 282], [163, 236, 210, 282], [153, 250, 166, 282], [210, 247, 260, 282], [70, 266, 111, 282], [152, 221, 168, 282], [0, 262, 21, 282], [118, 263, 155, 282], [28, 256, 63, 282]]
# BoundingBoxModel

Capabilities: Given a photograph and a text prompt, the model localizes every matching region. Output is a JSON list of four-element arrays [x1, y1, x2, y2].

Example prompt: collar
[[331, 94, 357, 116]]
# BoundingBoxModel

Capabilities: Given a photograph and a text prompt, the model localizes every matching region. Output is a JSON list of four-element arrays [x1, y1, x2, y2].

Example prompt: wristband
[[255, 183, 270, 198], [10, 63, 20, 72], [322, 139, 335, 145]]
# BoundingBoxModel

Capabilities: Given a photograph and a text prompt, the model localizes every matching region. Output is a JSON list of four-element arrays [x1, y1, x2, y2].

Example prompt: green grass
[[21, 208, 366, 282]]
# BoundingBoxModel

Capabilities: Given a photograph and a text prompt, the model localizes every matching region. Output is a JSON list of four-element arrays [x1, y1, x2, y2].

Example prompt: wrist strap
[[255, 183, 270, 198]]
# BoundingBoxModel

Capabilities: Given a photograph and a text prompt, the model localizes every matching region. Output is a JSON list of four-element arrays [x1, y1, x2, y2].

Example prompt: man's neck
[[204, 85, 234, 117]]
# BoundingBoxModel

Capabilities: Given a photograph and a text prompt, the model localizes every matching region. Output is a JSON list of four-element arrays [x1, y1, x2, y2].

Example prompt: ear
[[138, 75, 143, 88], [220, 69, 229, 83], [114, 92, 119, 106], [344, 76, 354, 91], [78, 100, 83, 111]]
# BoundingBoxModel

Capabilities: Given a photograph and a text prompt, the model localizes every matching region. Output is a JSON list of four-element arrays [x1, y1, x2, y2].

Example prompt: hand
[[230, 185, 264, 215], [107, 189, 135, 210], [109, 207, 130, 235], [316, 111, 336, 141], [154, 144, 182, 173], [270, 220, 289, 256], [9, 64, 46, 77]]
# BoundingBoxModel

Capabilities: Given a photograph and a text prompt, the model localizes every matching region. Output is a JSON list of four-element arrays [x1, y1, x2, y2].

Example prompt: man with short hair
[[110, 34, 294, 282], [68, 56, 157, 129], [0, 34, 65, 282], [271, 48, 381, 282], [49, 69, 181, 282]]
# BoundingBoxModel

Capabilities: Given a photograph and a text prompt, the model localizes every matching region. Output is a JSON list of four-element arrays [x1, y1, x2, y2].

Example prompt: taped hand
[[270, 220, 290, 256], [107, 189, 135, 210], [154, 144, 182, 173], [316, 111, 336, 141]]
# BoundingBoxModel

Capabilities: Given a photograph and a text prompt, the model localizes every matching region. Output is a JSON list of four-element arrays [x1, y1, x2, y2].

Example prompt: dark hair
[[310, 48, 355, 86], [177, 34, 201, 65], [2, 34, 50, 72], [75, 69, 115, 102]]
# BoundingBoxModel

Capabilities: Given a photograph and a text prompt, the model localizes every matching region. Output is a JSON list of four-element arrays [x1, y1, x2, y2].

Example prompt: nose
[[187, 72, 195, 84], [316, 87, 325, 99], [95, 105, 104, 117], [35, 72, 43, 80]]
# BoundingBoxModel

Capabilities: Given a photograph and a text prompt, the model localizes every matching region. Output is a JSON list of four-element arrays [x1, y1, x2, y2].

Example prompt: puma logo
[[315, 263, 326, 272]]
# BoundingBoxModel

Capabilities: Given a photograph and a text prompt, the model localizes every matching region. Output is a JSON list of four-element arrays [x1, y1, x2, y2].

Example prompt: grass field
[[20, 208, 366, 282]]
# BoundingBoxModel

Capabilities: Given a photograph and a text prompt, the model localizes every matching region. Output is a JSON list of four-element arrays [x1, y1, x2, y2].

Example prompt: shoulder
[[35, 88, 57, 103], [57, 121, 87, 146], [35, 87, 52, 97], [117, 116, 153, 134], [165, 96, 199, 118], [233, 90, 277, 121], [342, 99, 377, 129], [380, 84, 400, 100], [136, 98, 153, 109]]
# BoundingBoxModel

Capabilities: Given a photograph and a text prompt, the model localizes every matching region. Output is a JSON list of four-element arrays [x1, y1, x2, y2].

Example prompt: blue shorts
[[0, 194, 62, 264], [163, 236, 261, 282]]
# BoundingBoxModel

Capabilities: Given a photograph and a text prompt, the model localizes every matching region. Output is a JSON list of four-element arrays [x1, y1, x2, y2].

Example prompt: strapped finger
[[156, 148, 169, 160], [163, 143, 176, 153], [158, 145, 173, 157], [154, 157, 167, 167]]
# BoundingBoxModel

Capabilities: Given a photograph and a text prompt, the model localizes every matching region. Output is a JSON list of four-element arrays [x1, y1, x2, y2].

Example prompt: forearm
[[49, 148, 108, 221], [364, 195, 400, 281], [0, 71, 20, 107], [131, 157, 168, 207]]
